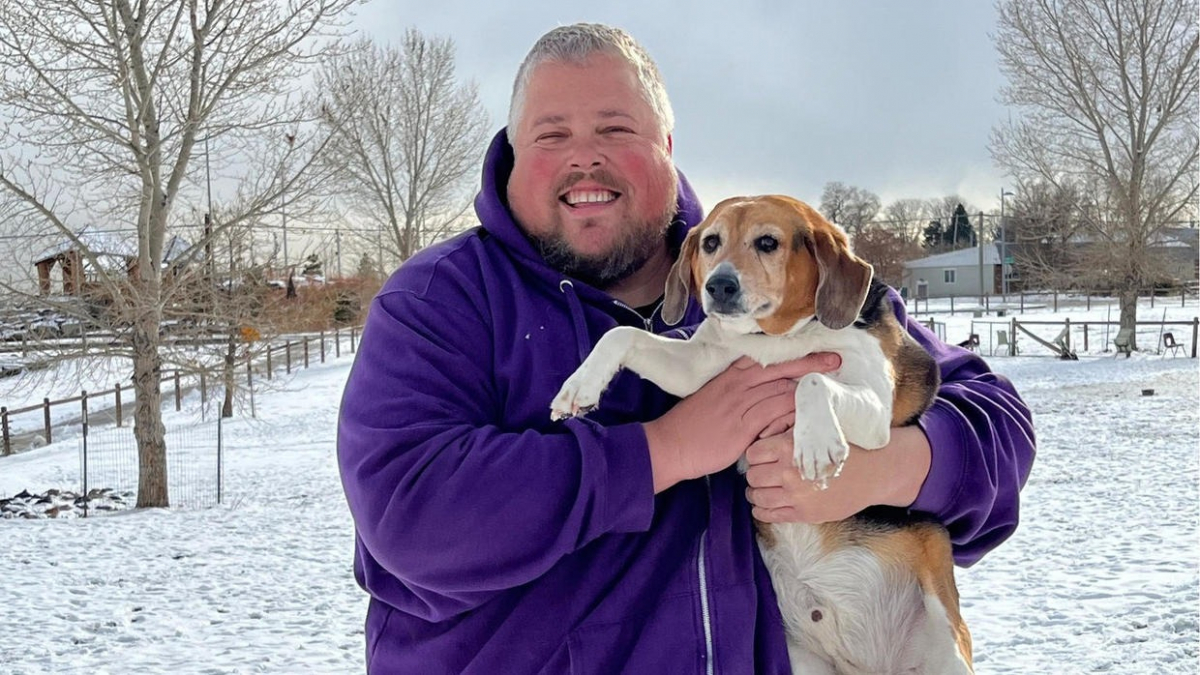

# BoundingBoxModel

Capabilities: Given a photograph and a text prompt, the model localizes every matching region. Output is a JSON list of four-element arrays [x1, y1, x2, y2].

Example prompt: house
[[33, 229, 192, 296], [901, 244, 1002, 299]]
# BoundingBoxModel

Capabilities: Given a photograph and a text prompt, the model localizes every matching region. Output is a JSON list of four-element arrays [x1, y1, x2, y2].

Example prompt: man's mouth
[[561, 189, 620, 207]]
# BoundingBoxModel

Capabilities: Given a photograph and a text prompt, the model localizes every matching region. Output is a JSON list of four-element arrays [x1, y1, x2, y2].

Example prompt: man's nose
[[705, 274, 740, 304], [568, 138, 605, 169]]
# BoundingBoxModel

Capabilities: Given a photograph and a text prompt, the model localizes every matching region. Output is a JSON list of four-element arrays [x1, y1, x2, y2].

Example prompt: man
[[338, 23, 1034, 673]]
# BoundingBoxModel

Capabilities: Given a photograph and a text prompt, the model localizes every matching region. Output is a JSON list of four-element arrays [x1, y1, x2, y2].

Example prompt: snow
[[2, 297, 1198, 673]]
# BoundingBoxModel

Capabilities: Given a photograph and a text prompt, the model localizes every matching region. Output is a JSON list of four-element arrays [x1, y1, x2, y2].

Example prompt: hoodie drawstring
[[558, 280, 592, 363]]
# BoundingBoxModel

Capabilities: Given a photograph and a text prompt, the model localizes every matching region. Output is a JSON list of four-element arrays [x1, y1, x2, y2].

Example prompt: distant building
[[33, 229, 192, 296], [902, 244, 1002, 299]]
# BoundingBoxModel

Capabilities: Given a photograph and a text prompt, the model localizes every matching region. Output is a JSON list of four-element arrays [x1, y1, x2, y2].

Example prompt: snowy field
[[1, 298, 1198, 674]]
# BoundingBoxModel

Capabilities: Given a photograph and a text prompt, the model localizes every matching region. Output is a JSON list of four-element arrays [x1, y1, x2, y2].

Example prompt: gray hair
[[508, 23, 675, 143]]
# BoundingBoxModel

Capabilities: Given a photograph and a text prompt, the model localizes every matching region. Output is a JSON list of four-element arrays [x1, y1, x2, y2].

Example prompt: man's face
[[507, 54, 678, 289]]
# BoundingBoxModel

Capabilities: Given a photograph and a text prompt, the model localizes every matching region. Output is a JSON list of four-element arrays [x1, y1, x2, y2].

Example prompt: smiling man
[[337, 23, 1034, 674]]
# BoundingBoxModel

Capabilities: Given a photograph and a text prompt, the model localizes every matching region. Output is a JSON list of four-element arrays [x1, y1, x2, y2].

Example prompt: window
[[943, 269, 956, 284]]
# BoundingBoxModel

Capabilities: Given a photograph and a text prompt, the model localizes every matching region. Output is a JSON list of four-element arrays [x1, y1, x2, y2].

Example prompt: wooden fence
[[0, 325, 360, 456], [964, 317, 1198, 358], [908, 287, 1197, 316]]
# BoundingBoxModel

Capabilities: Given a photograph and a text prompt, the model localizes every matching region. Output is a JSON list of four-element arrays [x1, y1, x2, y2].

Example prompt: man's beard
[[529, 217, 671, 290], [526, 170, 678, 290]]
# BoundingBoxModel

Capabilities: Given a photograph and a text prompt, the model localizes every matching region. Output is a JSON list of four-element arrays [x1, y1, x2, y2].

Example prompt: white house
[[902, 244, 1002, 299]]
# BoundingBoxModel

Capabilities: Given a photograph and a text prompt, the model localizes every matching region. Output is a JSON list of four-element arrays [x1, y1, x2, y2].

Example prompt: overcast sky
[[352, 0, 1014, 217]]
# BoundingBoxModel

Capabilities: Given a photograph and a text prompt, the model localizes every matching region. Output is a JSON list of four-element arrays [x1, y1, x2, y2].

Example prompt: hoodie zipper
[[698, 475, 715, 675], [614, 296, 714, 672]]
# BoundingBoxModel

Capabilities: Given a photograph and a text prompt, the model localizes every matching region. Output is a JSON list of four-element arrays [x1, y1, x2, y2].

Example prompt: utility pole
[[999, 188, 1014, 297], [978, 211, 985, 303], [335, 227, 343, 279]]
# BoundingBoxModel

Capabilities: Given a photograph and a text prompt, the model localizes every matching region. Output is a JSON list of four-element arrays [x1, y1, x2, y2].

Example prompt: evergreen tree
[[949, 204, 976, 248], [922, 220, 945, 251]]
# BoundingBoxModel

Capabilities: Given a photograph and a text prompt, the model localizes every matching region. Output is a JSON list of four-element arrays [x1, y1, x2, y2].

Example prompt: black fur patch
[[852, 278, 892, 328]]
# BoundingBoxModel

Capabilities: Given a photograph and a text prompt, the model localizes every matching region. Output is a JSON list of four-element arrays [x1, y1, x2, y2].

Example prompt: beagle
[[550, 195, 973, 674]]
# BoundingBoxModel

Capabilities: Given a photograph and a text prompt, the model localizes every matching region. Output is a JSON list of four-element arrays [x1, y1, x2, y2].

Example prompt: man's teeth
[[564, 190, 617, 205]]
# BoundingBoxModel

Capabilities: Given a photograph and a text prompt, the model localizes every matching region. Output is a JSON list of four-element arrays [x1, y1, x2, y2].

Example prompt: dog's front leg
[[550, 327, 731, 420], [791, 374, 892, 485]]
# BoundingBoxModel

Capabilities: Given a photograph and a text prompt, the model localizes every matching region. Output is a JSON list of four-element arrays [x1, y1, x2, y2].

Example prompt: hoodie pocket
[[566, 593, 703, 675]]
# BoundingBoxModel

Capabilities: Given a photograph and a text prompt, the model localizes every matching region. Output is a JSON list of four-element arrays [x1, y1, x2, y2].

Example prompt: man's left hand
[[743, 425, 933, 524]]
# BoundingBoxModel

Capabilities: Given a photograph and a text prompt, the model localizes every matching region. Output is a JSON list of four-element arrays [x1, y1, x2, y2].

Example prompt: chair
[[993, 330, 1013, 356], [1113, 327, 1134, 357], [1162, 332, 1185, 358]]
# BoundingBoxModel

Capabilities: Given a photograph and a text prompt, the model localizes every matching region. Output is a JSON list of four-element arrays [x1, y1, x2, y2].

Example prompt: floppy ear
[[809, 224, 874, 330], [662, 227, 700, 325]]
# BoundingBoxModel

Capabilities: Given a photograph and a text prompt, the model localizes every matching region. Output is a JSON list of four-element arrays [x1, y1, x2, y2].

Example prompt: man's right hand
[[643, 352, 841, 493]]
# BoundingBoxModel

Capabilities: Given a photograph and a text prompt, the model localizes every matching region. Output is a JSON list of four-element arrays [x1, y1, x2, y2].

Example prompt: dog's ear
[[662, 227, 700, 325], [809, 223, 873, 330]]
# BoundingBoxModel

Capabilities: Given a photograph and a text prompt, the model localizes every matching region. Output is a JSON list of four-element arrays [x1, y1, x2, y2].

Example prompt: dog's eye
[[702, 234, 721, 254], [755, 235, 779, 253]]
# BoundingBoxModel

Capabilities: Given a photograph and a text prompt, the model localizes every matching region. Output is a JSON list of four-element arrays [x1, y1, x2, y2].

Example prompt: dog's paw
[[792, 423, 849, 489], [549, 363, 615, 421]]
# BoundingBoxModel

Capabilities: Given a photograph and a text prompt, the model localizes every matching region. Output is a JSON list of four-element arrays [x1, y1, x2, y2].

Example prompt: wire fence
[[80, 417, 223, 514]]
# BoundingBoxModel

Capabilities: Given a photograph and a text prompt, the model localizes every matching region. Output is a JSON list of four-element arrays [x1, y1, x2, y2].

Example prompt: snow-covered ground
[[1, 299, 1197, 674]]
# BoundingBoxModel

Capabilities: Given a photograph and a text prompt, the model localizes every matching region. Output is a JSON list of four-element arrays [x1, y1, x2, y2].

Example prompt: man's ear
[[662, 226, 698, 325], [809, 225, 873, 330]]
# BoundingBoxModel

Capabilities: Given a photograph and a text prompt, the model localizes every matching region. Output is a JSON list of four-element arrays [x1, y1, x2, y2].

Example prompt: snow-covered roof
[[34, 229, 193, 266], [904, 244, 1001, 269]]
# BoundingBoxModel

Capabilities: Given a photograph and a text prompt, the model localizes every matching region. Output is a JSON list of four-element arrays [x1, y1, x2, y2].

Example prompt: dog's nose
[[705, 274, 740, 304]]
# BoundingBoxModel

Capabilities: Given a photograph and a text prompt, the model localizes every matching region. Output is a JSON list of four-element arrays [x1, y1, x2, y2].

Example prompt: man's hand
[[644, 353, 841, 493], [743, 425, 933, 523]]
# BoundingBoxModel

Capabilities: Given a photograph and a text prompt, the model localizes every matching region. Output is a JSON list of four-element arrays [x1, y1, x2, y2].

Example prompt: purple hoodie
[[337, 129, 1035, 674]]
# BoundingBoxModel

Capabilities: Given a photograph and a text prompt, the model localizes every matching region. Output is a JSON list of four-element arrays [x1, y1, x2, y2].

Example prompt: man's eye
[[755, 235, 779, 253], [603, 126, 633, 134], [702, 235, 721, 254], [536, 132, 566, 142]]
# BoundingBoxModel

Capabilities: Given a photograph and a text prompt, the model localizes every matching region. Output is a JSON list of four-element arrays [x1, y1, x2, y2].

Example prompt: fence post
[[950, 296, 955, 316], [1053, 290, 1059, 313], [350, 326, 357, 353], [1064, 317, 1071, 352], [335, 328, 341, 358], [43, 397, 52, 445], [320, 331, 326, 363], [200, 371, 207, 408], [1086, 292, 1091, 312], [1150, 288, 1155, 308], [303, 337, 309, 368], [1192, 318, 1198, 359], [286, 341, 292, 374], [1, 406, 9, 456], [81, 390, 88, 518], [1083, 322, 1089, 352], [172, 371, 180, 411], [115, 382, 122, 427], [266, 347, 273, 380], [1020, 293, 1025, 313], [1010, 318, 1018, 356]]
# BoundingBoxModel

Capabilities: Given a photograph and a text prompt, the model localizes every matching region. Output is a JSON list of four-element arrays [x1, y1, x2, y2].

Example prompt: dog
[[550, 195, 973, 674]]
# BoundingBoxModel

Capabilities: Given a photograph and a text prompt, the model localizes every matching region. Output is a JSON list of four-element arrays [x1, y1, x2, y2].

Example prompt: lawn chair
[[993, 330, 1015, 356], [1113, 327, 1134, 358], [1162, 332, 1185, 358], [957, 334, 980, 352]]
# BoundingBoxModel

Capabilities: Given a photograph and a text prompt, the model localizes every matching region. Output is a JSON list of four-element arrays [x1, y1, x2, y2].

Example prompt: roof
[[904, 244, 1001, 269], [34, 228, 193, 266]]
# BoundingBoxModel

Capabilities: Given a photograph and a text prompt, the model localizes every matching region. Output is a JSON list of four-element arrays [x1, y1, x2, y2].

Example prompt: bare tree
[[851, 225, 924, 288], [882, 198, 933, 242], [818, 182, 882, 236], [992, 0, 1199, 348], [0, 0, 355, 507], [317, 31, 490, 272]]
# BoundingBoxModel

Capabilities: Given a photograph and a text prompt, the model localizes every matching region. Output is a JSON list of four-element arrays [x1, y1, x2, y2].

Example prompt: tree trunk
[[132, 310, 168, 508], [222, 331, 236, 418], [1119, 288, 1139, 351]]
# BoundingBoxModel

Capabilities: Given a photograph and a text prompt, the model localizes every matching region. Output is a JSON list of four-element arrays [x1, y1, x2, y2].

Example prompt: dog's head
[[663, 195, 873, 335]]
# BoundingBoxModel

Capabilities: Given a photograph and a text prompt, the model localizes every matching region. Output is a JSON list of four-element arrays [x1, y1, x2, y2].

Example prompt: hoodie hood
[[473, 128, 705, 302]]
